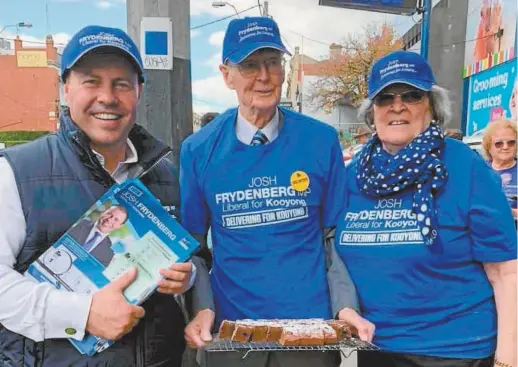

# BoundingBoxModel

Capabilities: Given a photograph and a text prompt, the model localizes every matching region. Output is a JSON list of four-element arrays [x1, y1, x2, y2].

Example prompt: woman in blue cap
[[334, 50, 517, 366]]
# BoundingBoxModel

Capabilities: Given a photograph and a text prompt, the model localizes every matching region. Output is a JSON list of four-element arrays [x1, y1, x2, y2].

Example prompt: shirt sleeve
[[322, 134, 347, 227], [0, 158, 91, 342], [469, 155, 518, 262], [179, 140, 210, 235]]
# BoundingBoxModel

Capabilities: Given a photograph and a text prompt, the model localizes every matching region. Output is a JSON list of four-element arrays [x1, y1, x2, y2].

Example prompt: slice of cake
[[217, 320, 236, 340], [231, 322, 254, 343], [300, 325, 325, 346], [278, 326, 302, 346], [321, 324, 338, 345]]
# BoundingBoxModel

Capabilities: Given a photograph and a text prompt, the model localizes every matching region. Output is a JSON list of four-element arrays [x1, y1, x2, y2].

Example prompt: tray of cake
[[205, 318, 378, 353]]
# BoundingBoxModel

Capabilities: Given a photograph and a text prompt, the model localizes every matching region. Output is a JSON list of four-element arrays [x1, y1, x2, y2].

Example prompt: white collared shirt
[[236, 108, 280, 145], [92, 139, 139, 181], [0, 139, 195, 343], [84, 224, 108, 253]]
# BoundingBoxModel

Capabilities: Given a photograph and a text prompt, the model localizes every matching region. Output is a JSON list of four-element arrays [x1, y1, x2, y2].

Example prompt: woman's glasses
[[373, 90, 427, 107], [493, 139, 517, 149]]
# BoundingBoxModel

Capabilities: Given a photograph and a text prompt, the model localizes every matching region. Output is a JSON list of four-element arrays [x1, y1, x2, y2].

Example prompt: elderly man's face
[[64, 51, 142, 152], [220, 49, 284, 113], [373, 84, 432, 154], [96, 206, 127, 233]]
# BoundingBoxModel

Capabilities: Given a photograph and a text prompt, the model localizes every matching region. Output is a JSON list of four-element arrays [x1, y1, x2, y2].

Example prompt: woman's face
[[489, 127, 517, 165], [373, 84, 433, 155]]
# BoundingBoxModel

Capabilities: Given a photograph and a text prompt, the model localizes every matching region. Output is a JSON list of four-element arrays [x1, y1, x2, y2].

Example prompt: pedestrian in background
[[444, 128, 463, 141], [482, 119, 518, 218], [200, 112, 220, 128], [353, 126, 372, 145], [336, 50, 517, 367]]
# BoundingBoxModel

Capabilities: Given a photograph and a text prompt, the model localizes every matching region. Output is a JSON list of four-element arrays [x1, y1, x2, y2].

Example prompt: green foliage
[[0, 131, 51, 147]]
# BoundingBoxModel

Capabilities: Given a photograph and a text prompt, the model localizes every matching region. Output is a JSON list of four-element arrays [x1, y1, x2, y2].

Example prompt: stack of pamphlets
[[24, 178, 199, 355]]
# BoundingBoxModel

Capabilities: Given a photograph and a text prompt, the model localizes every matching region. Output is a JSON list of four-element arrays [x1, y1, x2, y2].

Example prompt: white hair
[[357, 85, 452, 129]]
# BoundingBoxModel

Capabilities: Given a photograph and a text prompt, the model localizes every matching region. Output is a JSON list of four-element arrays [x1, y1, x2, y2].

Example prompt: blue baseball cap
[[222, 17, 291, 64], [61, 25, 145, 82], [368, 51, 436, 99]]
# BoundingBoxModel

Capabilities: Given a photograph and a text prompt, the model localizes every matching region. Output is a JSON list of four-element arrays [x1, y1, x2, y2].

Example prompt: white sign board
[[140, 17, 173, 70]]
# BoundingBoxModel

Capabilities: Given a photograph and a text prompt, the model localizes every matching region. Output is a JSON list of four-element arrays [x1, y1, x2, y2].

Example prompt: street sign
[[318, 0, 418, 15], [140, 17, 173, 70]]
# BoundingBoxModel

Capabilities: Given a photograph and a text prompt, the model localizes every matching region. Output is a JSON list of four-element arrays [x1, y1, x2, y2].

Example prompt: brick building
[[0, 35, 60, 132]]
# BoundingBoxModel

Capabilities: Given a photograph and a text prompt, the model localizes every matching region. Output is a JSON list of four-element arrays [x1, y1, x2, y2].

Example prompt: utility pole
[[419, 0, 432, 61], [126, 0, 193, 166]]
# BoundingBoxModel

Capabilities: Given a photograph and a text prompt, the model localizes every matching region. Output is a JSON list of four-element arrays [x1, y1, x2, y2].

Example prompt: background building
[[400, 0, 470, 130], [286, 44, 360, 134], [0, 35, 60, 132]]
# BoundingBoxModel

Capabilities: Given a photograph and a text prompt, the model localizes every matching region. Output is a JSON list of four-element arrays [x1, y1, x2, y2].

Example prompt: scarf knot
[[356, 124, 448, 250]]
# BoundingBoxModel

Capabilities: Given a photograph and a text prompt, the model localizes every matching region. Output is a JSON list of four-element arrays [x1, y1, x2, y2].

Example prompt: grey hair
[[357, 85, 452, 129]]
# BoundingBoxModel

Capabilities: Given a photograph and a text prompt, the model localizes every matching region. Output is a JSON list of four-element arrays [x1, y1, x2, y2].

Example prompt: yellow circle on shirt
[[290, 171, 310, 192]]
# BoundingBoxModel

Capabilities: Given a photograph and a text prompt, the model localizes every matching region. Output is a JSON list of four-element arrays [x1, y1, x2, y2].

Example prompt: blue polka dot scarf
[[356, 123, 448, 252]]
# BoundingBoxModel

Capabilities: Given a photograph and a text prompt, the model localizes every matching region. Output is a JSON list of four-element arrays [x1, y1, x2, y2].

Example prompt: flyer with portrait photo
[[24, 178, 199, 356]]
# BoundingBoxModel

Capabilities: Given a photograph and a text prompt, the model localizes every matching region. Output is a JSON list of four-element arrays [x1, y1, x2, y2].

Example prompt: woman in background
[[482, 119, 517, 217]]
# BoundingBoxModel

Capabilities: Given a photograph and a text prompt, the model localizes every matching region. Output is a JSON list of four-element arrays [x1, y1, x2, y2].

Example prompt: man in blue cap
[[0, 25, 202, 366], [182, 17, 374, 366]]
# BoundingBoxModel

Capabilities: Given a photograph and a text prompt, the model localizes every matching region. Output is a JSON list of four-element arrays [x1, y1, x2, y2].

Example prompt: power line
[[285, 29, 501, 54], [191, 5, 260, 30]]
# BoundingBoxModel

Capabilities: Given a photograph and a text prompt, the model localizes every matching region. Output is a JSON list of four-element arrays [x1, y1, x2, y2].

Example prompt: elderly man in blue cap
[[182, 16, 374, 367], [0, 25, 203, 366]]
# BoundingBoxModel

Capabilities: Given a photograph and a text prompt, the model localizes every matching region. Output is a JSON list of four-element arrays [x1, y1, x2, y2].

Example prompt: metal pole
[[420, 0, 431, 60], [263, 1, 269, 17], [126, 0, 193, 167]]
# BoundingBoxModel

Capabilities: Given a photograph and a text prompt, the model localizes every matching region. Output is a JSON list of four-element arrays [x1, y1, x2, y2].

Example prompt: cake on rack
[[217, 319, 357, 346]]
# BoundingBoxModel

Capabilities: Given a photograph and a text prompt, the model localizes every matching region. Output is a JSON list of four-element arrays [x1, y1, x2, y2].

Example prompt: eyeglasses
[[494, 139, 517, 149], [229, 58, 284, 78], [373, 90, 427, 107]]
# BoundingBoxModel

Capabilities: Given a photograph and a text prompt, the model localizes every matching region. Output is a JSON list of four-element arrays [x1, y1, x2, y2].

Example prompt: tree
[[308, 24, 403, 112]]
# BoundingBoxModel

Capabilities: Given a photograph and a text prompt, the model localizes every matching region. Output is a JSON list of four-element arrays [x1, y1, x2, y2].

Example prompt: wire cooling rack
[[205, 338, 379, 359]]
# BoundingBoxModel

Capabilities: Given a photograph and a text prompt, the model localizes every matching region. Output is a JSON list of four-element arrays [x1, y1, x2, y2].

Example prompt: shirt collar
[[92, 139, 139, 168], [236, 108, 280, 145]]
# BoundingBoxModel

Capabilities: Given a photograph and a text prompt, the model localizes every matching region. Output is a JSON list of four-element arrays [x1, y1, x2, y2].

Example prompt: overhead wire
[[191, 5, 260, 30]]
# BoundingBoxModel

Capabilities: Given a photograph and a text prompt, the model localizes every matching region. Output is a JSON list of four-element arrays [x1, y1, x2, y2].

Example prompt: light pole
[[0, 22, 33, 35], [212, 1, 240, 18]]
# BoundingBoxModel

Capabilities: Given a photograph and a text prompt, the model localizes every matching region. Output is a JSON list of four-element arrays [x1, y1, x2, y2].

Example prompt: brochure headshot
[[68, 204, 129, 267]]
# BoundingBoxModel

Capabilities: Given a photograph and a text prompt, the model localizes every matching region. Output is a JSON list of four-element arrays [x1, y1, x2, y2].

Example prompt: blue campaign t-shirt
[[180, 107, 345, 323], [494, 163, 517, 209], [335, 139, 517, 359]]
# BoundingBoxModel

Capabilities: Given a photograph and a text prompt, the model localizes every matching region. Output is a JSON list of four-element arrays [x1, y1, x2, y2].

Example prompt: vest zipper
[[71, 135, 116, 187]]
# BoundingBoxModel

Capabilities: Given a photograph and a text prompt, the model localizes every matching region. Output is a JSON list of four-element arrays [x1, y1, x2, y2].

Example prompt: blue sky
[[0, 0, 419, 113]]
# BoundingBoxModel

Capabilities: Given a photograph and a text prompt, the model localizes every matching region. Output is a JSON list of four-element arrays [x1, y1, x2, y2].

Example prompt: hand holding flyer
[[86, 267, 145, 341], [24, 178, 199, 355]]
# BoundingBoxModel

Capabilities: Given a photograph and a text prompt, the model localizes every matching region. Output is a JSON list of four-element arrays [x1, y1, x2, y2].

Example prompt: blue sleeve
[[322, 134, 347, 228], [179, 140, 210, 236], [469, 155, 517, 262]]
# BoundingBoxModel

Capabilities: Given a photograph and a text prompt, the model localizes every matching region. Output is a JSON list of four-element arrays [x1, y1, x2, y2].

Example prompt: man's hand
[[337, 307, 375, 342], [185, 308, 215, 349], [157, 262, 193, 295], [86, 267, 145, 340]]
